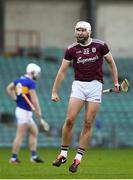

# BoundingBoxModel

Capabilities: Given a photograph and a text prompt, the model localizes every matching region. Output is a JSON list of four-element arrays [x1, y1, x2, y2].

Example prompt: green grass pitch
[[0, 147, 133, 179]]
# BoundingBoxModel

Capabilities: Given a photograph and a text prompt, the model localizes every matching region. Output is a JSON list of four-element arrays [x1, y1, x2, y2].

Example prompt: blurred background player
[[6, 63, 44, 163], [51, 21, 120, 173]]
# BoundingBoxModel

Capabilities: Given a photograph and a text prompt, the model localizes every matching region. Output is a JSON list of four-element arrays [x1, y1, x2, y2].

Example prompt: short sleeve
[[28, 80, 36, 90], [14, 79, 19, 86], [101, 43, 110, 56], [64, 48, 73, 61], [14, 79, 17, 85]]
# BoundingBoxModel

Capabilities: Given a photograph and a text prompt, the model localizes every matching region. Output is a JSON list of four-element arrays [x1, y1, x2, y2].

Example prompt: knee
[[65, 116, 74, 129], [32, 128, 38, 138], [84, 120, 92, 130], [34, 129, 38, 137], [36, 127, 39, 135]]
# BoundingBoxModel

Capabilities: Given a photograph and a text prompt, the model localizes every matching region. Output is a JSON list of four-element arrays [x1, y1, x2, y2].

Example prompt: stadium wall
[[4, 0, 133, 58], [5, 0, 83, 49], [97, 1, 133, 58]]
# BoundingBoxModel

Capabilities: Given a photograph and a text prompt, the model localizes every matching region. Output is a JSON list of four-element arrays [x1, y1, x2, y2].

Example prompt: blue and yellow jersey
[[14, 75, 36, 111]]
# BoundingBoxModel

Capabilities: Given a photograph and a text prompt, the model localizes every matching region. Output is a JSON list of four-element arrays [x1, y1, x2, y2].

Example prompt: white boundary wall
[[5, 0, 133, 58], [5, 0, 83, 48], [97, 2, 133, 58]]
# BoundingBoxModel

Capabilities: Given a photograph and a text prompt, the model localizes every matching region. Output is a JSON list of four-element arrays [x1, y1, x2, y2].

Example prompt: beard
[[76, 36, 89, 44], [33, 76, 37, 80]]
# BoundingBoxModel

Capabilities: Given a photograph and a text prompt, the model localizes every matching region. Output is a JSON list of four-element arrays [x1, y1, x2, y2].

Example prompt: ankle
[[60, 145, 69, 158]]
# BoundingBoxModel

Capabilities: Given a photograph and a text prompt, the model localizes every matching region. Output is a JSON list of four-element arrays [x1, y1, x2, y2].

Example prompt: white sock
[[32, 155, 37, 159], [11, 157, 16, 161], [75, 147, 85, 161], [75, 153, 82, 161], [60, 150, 68, 158]]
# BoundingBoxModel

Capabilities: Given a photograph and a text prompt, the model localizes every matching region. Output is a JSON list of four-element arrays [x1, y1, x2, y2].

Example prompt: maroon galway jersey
[[64, 38, 110, 83]]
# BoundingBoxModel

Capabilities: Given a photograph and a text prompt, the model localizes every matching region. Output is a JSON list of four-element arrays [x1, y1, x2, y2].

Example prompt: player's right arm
[[51, 59, 70, 102], [6, 82, 17, 101]]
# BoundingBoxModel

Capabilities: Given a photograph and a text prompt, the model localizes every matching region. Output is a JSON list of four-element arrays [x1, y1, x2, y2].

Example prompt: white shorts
[[70, 80, 103, 103], [15, 107, 34, 125]]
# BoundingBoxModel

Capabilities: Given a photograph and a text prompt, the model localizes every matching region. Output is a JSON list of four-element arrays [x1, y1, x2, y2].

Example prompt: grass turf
[[0, 147, 133, 179]]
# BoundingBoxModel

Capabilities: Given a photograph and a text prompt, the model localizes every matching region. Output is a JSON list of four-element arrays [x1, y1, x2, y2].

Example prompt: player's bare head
[[75, 21, 91, 44], [26, 63, 41, 80]]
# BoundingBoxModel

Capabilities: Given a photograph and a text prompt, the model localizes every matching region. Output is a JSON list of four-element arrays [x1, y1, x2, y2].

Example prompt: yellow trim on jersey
[[22, 86, 29, 94], [16, 86, 29, 94]]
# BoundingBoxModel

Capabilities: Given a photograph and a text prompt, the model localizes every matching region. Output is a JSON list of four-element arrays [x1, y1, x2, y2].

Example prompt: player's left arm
[[29, 89, 42, 118], [104, 52, 120, 93], [6, 82, 17, 101]]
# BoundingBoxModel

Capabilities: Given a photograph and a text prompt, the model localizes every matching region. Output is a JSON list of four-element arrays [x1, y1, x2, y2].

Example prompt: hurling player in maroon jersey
[[51, 21, 120, 173]]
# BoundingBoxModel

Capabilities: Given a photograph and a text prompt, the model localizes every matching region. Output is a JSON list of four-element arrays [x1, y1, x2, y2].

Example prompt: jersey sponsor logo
[[77, 55, 99, 64]]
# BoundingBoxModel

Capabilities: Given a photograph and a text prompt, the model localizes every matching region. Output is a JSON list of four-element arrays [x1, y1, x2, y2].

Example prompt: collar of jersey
[[25, 74, 32, 79], [79, 38, 92, 47]]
